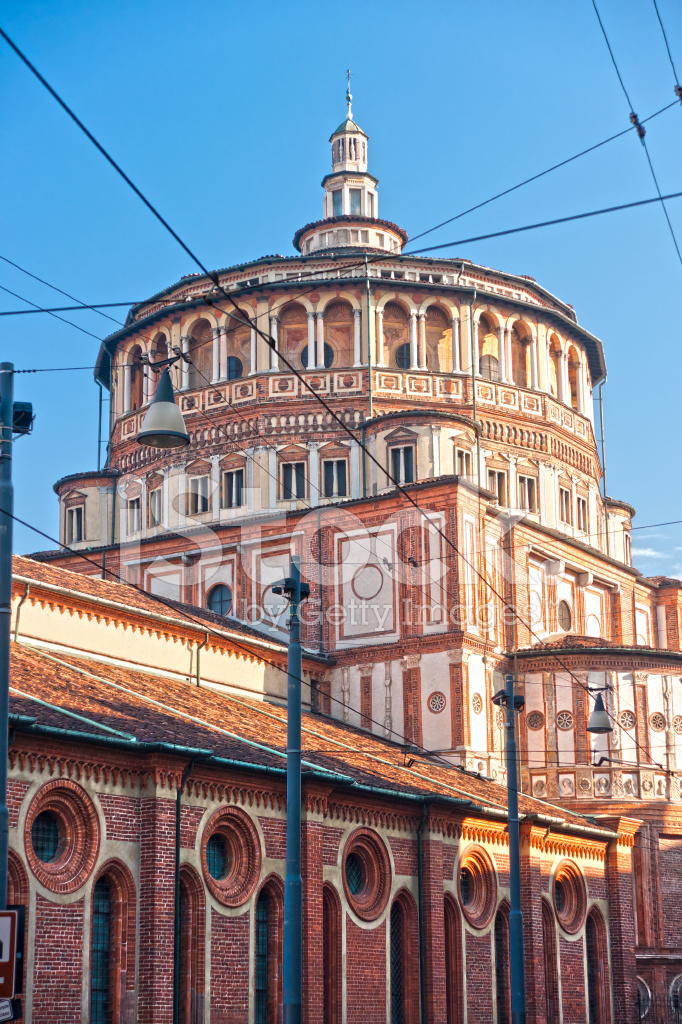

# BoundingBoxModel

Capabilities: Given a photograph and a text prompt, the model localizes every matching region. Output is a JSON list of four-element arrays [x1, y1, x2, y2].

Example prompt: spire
[[346, 69, 352, 120]]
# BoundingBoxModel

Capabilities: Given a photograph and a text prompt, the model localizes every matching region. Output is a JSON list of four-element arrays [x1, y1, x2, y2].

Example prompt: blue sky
[[2, 0, 681, 575]]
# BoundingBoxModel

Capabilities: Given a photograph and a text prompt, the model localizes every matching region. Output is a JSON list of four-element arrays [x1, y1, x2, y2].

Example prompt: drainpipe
[[173, 759, 194, 1024], [12, 584, 29, 643], [417, 802, 427, 1024], [195, 633, 208, 687]]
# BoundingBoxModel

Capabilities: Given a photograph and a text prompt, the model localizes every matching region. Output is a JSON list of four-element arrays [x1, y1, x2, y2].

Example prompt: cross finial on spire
[[346, 69, 352, 120]]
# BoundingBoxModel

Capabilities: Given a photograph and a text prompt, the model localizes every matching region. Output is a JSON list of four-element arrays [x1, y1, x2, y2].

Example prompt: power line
[[591, 0, 682, 270], [0, 255, 123, 325], [0, 283, 102, 340], [0, 302, 141, 316], [651, 0, 682, 92], [0, 26, 664, 762]]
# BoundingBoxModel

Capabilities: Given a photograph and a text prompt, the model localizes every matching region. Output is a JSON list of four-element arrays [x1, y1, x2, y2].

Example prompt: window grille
[[495, 910, 511, 1024], [390, 903, 405, 1024], [31, 811, 60, 863], [91, 877, 112, 1024], [206, 834, 227, 880], [255, 892, 269, 1024], [395, 343, 410, 369], [207, 584, 232, 617], [345, 853, 364, 895]]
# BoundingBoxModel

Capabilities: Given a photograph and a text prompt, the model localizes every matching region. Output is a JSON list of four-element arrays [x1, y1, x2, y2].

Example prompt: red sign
[[0, 913, 18, 999]]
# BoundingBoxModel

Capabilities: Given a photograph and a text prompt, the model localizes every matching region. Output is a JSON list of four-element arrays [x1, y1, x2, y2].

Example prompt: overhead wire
[[1, 25, 669, 768], [0, 254, 123, 325], [651, 0, 682, 98], [0, 283, 102, 340], [591, 0, 682, 270]]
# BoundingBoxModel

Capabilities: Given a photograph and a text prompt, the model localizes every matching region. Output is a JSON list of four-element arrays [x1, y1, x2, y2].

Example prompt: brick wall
[[210, 908, 250, 1024], [32, 894, 84, 1023]]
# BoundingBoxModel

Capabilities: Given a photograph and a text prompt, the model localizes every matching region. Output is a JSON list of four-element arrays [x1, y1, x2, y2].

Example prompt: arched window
[[90, 862, 136, 1024], [586, 909, 609, 1024], [390, 894, 417, 1024], [495, 904, 511, 1024], [425, 306, 450, 373], [279, 303, 308, 367], [323, 885, 341, 1024], [444, 895, 464, 1024], [188, 320, 214, 389], [255, 882, 283, 1024], [8, 851, 28, 997], [226, 356, 243, 380], [542, 900, 559, 1024], [302, 344, 334, 369], [395, 343, 411, 370], [179, 866, 206, 1024], [478, 315, 500, 381], [324, 301, 353, 367], [384, 303, 409, 369], [129, 345, 144, 411]]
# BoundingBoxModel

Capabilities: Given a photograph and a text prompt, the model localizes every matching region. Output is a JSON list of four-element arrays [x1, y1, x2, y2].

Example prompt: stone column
[[210, 456, 220, 520], [350, 439, 361, 499], [181, 336, 190, 390], [245, 446, 255, 512], [557, 350, 566, 404], [431, 425, 441, 478], [341, 667, 350, 722], [401, 654, 422, 746], [308, 442, 321, 505], [576, 359, 585, 414], [409, 311, 419, 370], [505, 328, 512, 384], [307, 312, 315, 370], [268, 448, 277, 507], [418, 311, 427, 370], [142, 362, 151, 405], [508, 456, 518, 511], [249, 326, 257, 375], [315, 311, 325, 369], [384, 662, 393, 738], [497, 326, 507, 383], [530, 336, 539, 390], [123, 362, 132, 412], [211, 328, 220, 383], [375, 308, 385, 367], [359, 663, 374, 730], [219, 328, 228, 380], [451, 315, 460, 372], [353, 307, 362, 366], [266, 317, 276, 374]]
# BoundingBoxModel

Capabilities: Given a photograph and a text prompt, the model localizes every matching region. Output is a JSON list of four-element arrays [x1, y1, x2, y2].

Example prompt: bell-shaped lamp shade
[[136, 369, 190, 449], [587, 692, 613, 734]]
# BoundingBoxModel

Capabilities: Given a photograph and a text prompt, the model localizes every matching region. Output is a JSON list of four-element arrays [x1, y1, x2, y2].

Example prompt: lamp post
[[272, 558, 310, 1024], [493, 672, 526, 1024], [0, 363, 33, 915]]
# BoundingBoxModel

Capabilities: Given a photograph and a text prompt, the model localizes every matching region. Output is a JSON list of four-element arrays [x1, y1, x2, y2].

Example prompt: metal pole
[[0, 363, 14, 911], [505, 671, 526, 1024], [283, 555, 303, 1024]]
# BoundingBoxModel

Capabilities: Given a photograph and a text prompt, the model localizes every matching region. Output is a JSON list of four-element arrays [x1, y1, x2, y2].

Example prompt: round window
[[206, 833, 229, 880], [25, 780, 100, 893], [553, 860, 587, 934], [395, 343, 411, 370], [207, 584, 232, 616], [31, 810, 61, 863], [301, 343, 334, 369], [558, 600, 572, 632], [200, 806, 261, 907], [226, 356, 243, 380], [342, 828, 391, 921], [457, 847, 497, 929]]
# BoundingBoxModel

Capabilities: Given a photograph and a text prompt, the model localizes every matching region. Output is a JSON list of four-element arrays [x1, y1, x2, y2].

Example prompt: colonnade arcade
[[114, 290, 593, 421]]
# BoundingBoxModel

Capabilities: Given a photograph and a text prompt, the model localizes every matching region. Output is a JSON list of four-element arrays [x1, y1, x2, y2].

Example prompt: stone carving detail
[[649, 712, 666, 733], [527, 711, 544, 730], [557, 710, 574, 731], [619, 710, 636, 731], [383, 662, 393, 738], [428, 692, 446, 714], [673, 715, 682, 735], [342, 667, 350, 723], [472, 693, 483, 714]]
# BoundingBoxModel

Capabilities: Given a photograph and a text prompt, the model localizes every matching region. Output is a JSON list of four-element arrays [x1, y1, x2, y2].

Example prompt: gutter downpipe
[[173, 759, 194, 1024], [598, 378, 610, 557], [417, 802, 427, 1024], [13, 584, 29, 643], [195, 633, 208, 687]]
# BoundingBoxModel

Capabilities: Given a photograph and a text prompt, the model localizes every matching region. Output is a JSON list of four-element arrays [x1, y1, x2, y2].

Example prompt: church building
[[22, 88, 682, 1021]]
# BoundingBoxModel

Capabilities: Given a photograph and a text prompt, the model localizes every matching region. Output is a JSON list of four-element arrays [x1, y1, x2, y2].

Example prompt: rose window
[[472, 693, 483, 715], [557, 711, 574, 731], [526, 711, 544, 730], [673, 715, 682, 735], [428, 692, 446, 714], [649, 712, 666, 733], [619, 710, 636, 731]]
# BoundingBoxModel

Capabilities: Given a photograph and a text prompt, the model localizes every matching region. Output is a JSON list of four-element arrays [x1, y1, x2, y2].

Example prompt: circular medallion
[[619, 710, 636, 731], [557, 710, 574, 731], [428, 692, 446, 714], [578, 777, 592, 792], [351, 565, 384, 601], [526, 711, 545, 731], [472, 693, 483, 715], [553, 861, 587, 934], [673, 715, 682, 735], [650, 712, 666, 733], [341, 828, 391, 922], [457, 846, 497, 930], [200, 806, 261, 907], [25, 780, 100, 894]]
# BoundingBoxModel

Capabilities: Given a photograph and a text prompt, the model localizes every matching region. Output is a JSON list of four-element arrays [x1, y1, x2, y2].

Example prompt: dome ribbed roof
[[330, 118, 367, 139]]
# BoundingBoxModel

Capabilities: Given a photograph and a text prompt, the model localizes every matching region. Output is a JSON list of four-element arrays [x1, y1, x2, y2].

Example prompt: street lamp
[[136, 367, 189, 449], [587, 691, 613, 734], [493, 673, 526, 1024], [272, 558, 310, 1024]]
